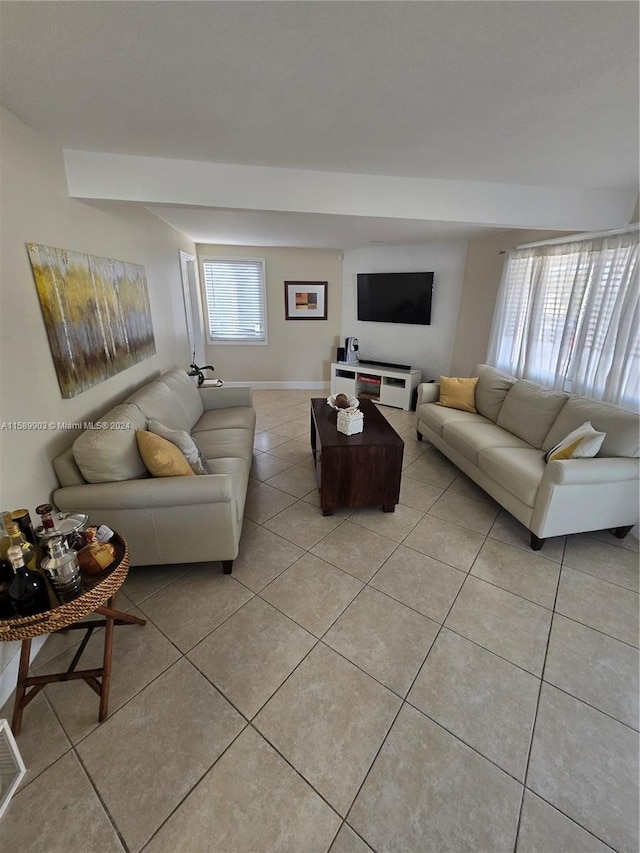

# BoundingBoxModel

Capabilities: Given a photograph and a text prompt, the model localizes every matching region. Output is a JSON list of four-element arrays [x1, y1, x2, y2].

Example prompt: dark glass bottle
[[7, 545, 49, 616], [0, 557, 14, 619]]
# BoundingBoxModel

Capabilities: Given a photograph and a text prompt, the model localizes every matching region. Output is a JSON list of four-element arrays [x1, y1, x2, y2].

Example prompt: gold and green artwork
[[27, 243, 156, 398]]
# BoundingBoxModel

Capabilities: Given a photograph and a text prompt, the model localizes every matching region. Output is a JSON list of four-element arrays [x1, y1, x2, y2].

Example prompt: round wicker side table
[[0, 532, 146, 735]]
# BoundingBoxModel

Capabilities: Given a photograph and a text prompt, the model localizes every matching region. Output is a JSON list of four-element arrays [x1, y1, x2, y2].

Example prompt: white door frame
[[179, 250, 205, 366]]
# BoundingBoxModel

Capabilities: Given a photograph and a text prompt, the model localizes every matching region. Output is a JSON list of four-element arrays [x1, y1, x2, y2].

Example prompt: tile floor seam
[[187, 615, 321, 724], [71, 746, 131, 853], [539, 672, 640, 735], [403, 699, 530, 787], [137, 719, 252, 853], [559, 561, 640, 596], [245, 720, 346, 823], [459, 570, 559, 613], [517, 787, 620, 853], [513, 558, 564, 853], [548, 610, 640, 652]]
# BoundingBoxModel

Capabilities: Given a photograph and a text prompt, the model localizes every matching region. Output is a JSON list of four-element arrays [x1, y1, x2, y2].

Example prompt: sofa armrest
[[545, 456, 640, 486], [417, 383, 440, 406], [198, 386, 253, 411], [54, 473, 234, 511]]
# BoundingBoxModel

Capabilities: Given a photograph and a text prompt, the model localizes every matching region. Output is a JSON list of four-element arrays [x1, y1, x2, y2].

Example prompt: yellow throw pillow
[[436, 376, 478, 413], [136, 431, 195, 477]]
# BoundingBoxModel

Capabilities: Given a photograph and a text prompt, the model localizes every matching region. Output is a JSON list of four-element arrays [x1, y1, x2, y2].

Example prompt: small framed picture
[[284, 281, 327, 320]]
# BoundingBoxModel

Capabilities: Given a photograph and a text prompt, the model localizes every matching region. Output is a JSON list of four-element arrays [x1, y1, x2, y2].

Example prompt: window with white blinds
[[201, 258, 267, 344], [487, 230, 639, 409]]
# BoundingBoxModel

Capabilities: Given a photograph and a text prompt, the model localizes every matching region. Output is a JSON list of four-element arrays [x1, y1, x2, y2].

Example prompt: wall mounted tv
[[357, 271, 433, 325]]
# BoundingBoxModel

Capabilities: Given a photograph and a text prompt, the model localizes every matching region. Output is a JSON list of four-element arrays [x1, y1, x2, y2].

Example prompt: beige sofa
[[52, 369, 256, 572], [416, 364, 639, 550]]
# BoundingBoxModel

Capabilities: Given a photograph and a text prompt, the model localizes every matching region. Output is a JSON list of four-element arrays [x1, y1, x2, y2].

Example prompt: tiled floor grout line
[[512, 560, 563, 853]]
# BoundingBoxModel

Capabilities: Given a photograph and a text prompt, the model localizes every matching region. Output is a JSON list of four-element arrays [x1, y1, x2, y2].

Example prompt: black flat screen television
[[357, 271, 433, 325]]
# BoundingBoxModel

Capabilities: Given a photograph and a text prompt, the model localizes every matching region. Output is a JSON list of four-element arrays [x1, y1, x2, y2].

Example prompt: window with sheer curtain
[[201, 257, 267, 344], [487, 229, 639, 410]]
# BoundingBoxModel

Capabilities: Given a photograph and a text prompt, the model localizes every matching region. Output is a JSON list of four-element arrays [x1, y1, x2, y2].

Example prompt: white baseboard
[[216, 381, 331, 390]]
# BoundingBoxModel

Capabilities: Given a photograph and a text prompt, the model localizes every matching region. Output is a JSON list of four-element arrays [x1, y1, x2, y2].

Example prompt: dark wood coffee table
[[310, 398, 404, 515]]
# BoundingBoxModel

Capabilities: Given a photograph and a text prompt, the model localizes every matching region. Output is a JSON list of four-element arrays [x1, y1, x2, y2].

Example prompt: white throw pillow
[[147, 420, 211, 475], [544, 421, 606, 462]]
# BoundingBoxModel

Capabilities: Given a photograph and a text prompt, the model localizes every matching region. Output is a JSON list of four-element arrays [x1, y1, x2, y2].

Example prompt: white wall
[[0, 107, 195, 691], [341, 242, 468, 380]]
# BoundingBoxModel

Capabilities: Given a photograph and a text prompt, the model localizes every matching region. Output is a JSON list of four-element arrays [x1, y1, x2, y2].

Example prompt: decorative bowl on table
[[327, 394, 360, 410]]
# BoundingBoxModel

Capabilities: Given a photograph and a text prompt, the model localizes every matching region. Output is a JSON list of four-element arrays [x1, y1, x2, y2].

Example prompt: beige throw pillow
[[136, 431, 195, 477], [436, 376, 478, 413], [545, 421, 606, 462]]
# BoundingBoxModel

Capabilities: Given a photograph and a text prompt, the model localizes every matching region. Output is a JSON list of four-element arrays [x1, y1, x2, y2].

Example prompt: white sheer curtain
[[487, 229, 640, 410]]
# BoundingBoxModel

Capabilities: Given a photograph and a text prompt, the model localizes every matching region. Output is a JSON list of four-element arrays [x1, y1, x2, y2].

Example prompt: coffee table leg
[[11, 638, 32, 736], [98, 596, 116, 722]]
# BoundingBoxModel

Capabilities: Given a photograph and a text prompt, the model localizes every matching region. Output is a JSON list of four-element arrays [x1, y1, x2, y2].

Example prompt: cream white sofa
[[52, 368, 256, 572], [416, 364, 640, 550]]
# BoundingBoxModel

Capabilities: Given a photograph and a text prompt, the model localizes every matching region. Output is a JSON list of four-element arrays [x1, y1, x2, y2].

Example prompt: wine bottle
[[7, 545, 49, 616]]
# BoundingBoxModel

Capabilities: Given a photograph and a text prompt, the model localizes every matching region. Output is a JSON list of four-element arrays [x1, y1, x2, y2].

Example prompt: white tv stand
[[331, 362, 422, 411]]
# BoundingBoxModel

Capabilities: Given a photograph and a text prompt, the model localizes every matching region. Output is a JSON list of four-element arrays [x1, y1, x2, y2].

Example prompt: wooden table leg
[[11, 638, 32, 736], [98, 595, 116, 722]]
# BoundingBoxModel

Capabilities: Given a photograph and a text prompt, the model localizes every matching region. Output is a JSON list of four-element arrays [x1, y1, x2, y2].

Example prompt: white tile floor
[[3, 389, 639, 852]]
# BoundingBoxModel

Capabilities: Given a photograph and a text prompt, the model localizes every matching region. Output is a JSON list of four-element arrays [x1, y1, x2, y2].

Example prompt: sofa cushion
[[497, 380, 568, 449], [147, 420, 211, 475], [127, 376, 193, 434], [196, 427, 255, 460], [479, 447, 547, 507], [417, 403, 490, 438], [158, 369, 204, 429], [436, 376, 478, 413], [72, 403, 148, 483], [192, 407, 257, 433], [543, 396, 640, 458], [444, 421, 532, 467], [474, 364, 516, 422], [136, 431, 195, 478]]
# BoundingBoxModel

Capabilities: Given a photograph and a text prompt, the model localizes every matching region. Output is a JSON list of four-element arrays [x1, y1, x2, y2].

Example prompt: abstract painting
[[27, 243, 156, 398], [284, 281, 327, 320]]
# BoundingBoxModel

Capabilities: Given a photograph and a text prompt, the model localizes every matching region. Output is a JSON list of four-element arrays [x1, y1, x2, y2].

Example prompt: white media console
[[330, 362, 422, 411]]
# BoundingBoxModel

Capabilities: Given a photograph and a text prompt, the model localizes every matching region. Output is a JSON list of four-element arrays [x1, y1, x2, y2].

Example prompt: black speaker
[[336, 346, 346, 362]]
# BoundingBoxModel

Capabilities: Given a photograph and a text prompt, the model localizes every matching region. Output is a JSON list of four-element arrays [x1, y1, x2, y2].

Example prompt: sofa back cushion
[[72, 403, 148, 483], [126, 369, 202, 433], [497, 380, 568, 448], [543, 396, 640, 458], [158, 369, 204, 429], [473, 364, 516, 423]]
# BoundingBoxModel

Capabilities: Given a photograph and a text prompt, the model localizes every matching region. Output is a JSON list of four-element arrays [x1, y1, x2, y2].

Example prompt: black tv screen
[[357, 271, 433, 325]]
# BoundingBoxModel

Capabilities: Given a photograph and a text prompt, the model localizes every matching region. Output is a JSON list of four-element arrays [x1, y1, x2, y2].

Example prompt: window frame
[[200, 256, 268, 346]]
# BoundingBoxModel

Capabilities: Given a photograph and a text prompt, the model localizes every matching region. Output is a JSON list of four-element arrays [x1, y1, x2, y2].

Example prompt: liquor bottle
[[7, 545, 49, 616], [0, 511, 11, 558], [0, 557, 14, 619], [11, 508, 35, 545], [77, 526, 116, 574], [3, 519, 37, 571]]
